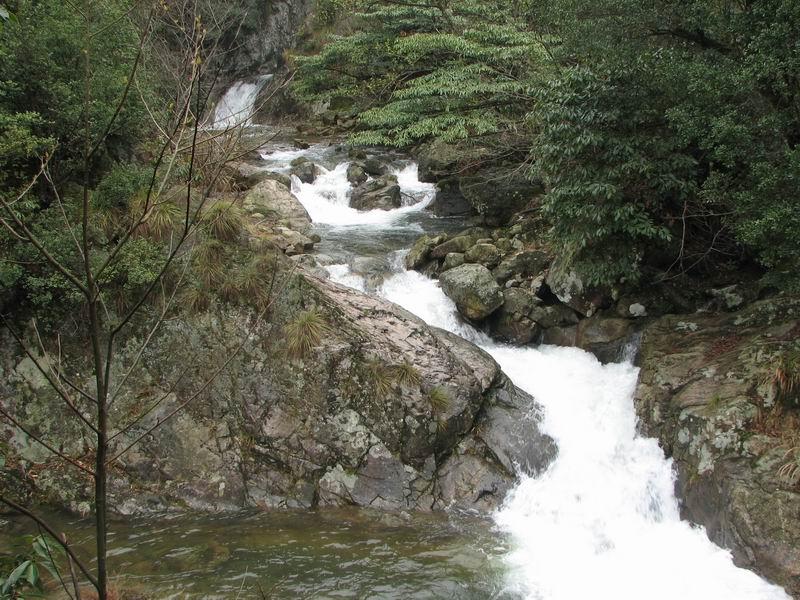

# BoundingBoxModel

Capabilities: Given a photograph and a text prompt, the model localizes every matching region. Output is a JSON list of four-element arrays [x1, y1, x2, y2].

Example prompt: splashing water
[[278, 151, 790, 599], [290, 162, 435, 226], [211, 76, 272, 129]]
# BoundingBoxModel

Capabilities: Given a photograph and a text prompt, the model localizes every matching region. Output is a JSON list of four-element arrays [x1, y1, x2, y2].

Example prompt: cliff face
[[635, 297, 800, 596], [221, 0, 314, 79]]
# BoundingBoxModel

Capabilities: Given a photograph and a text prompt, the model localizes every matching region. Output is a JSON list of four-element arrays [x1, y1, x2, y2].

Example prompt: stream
[[2, 127, 791, 598]]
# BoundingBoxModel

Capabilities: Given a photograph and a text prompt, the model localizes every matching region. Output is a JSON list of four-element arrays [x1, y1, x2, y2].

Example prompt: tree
[[0, 1, 284, 598]]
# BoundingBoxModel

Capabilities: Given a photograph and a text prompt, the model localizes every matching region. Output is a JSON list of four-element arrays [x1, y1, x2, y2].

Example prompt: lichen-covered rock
[[546, 262, 611, 317], [442, 252, 465, 272], [493, 250, 550, 284], [0, 264, 554, 516], [464, 243, 502, 269], [430, 234, 479, 259], [439, 264, 504, 322], [243, 179, 312, 233], [404, 234, 446, 271], [350, 175, 401, 211], [635, 296, 800, 595]]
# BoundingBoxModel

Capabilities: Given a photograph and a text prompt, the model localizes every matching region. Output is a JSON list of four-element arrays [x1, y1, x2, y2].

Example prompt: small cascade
[[289, 160, 435, 226], [211, 75, 272, 129], [259, 144, 790, 600]]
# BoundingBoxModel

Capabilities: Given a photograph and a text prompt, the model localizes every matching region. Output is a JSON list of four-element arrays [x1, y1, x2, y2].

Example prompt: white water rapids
[[262, 142, 789, 599]]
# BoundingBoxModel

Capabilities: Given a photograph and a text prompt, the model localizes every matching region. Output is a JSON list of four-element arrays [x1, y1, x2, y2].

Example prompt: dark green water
[[2, 508, 516, 599]]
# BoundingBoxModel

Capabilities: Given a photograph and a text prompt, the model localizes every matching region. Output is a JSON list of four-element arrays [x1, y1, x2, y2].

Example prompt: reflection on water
[[2, 508, 514, 599]]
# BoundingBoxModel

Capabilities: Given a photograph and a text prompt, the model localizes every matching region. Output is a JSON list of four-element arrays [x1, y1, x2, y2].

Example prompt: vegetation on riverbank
[[294, 0, 800, 290]]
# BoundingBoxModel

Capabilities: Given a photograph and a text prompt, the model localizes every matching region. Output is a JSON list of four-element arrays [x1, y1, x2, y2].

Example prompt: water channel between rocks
[[3, 136, 789, 600]]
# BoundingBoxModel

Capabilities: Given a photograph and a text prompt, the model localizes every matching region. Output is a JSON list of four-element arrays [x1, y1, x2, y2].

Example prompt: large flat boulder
[[243, 179, 312, 234], [1, 262, 555, 516]]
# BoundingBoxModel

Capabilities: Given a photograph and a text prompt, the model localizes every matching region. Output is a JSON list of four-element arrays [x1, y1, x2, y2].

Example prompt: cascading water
[[211, 75, 272, 129], [283, 145, 790, 600]]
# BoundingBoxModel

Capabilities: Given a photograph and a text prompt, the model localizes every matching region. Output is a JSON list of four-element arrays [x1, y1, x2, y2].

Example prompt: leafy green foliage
[[0, 535, 64, 599], [294, 0, 546, 148], [300, 0, 800, 287]]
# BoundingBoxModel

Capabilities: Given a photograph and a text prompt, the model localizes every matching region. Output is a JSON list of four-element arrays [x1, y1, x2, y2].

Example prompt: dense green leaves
[[298, 0, 800, 287]]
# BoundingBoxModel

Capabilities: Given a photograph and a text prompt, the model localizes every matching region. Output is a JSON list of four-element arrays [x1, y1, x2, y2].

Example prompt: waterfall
[[211, 75, 272, 129], [268, 145, 790, 600]]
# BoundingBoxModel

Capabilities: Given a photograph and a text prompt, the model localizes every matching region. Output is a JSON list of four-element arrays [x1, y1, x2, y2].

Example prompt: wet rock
[[459, 169, 543, 226], [290, 156, 320, 184], [493, 250, 550, 284], [430, 235, 479, 259], [243, 179, 312, 233], [417, 139, 462, 182], [575, 317, 634, 363], [363, 157, 387, 177], [405, 234, 446, 270], [439, 264, 504, 321], [464, 243, 502, 269], [546, 264, 611, 317], [528, 304, 580, 329], [346, 163, 368, 185], [428, 177, 472, 217], [350, 175, 401, 211]]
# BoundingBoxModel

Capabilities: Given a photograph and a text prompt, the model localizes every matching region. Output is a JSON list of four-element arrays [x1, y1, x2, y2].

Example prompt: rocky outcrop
[[635, 297, 800, 596], [243, 179, 312, 233], [1, 263, 555, 516], [219, 0, 315, 79]]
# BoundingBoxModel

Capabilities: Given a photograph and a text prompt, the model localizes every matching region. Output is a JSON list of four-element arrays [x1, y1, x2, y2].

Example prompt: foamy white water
[[290, 162, 435, 226], [276, 152, 790, 600], [211, 76, 271, 129]]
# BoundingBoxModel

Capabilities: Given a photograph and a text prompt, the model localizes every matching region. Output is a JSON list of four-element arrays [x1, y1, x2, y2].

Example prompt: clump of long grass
[[366, 358, 395, 397], [129, 194, 181, 240], [192, 239, 225, 287], [201, 201, 243, 242], [391, 360, 421, 388], [285, 307, 329, 359], [181, 283, 211, 313], [428, 387, 451, 413], [778, 444, 800, 486]]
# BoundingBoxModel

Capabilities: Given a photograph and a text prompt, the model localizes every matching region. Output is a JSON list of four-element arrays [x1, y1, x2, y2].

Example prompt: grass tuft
[[392, 360, 421, 388], [285, 307, 329, 359], [428, 386, 451, 413], [202, 201, 244, 242], [366, 358, 395, 397]]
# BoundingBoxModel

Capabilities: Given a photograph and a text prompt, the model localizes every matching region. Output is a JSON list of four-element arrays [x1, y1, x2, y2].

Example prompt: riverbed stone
[[465, 243, 502, 269], [346, 163, 368, 185], [0, 257, 554, 517], [350, 175, 401, 211], [289, 156, 320, 184], [439, 264, 504, 321], [405, 234, 446, 271], [442, 252, 465, 272]]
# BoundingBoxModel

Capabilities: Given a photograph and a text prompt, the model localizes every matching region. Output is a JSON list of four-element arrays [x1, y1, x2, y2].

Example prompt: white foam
[[289, 162, 435, 227], [210, 76, 271, 129], [377, 269, 789, 600]]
